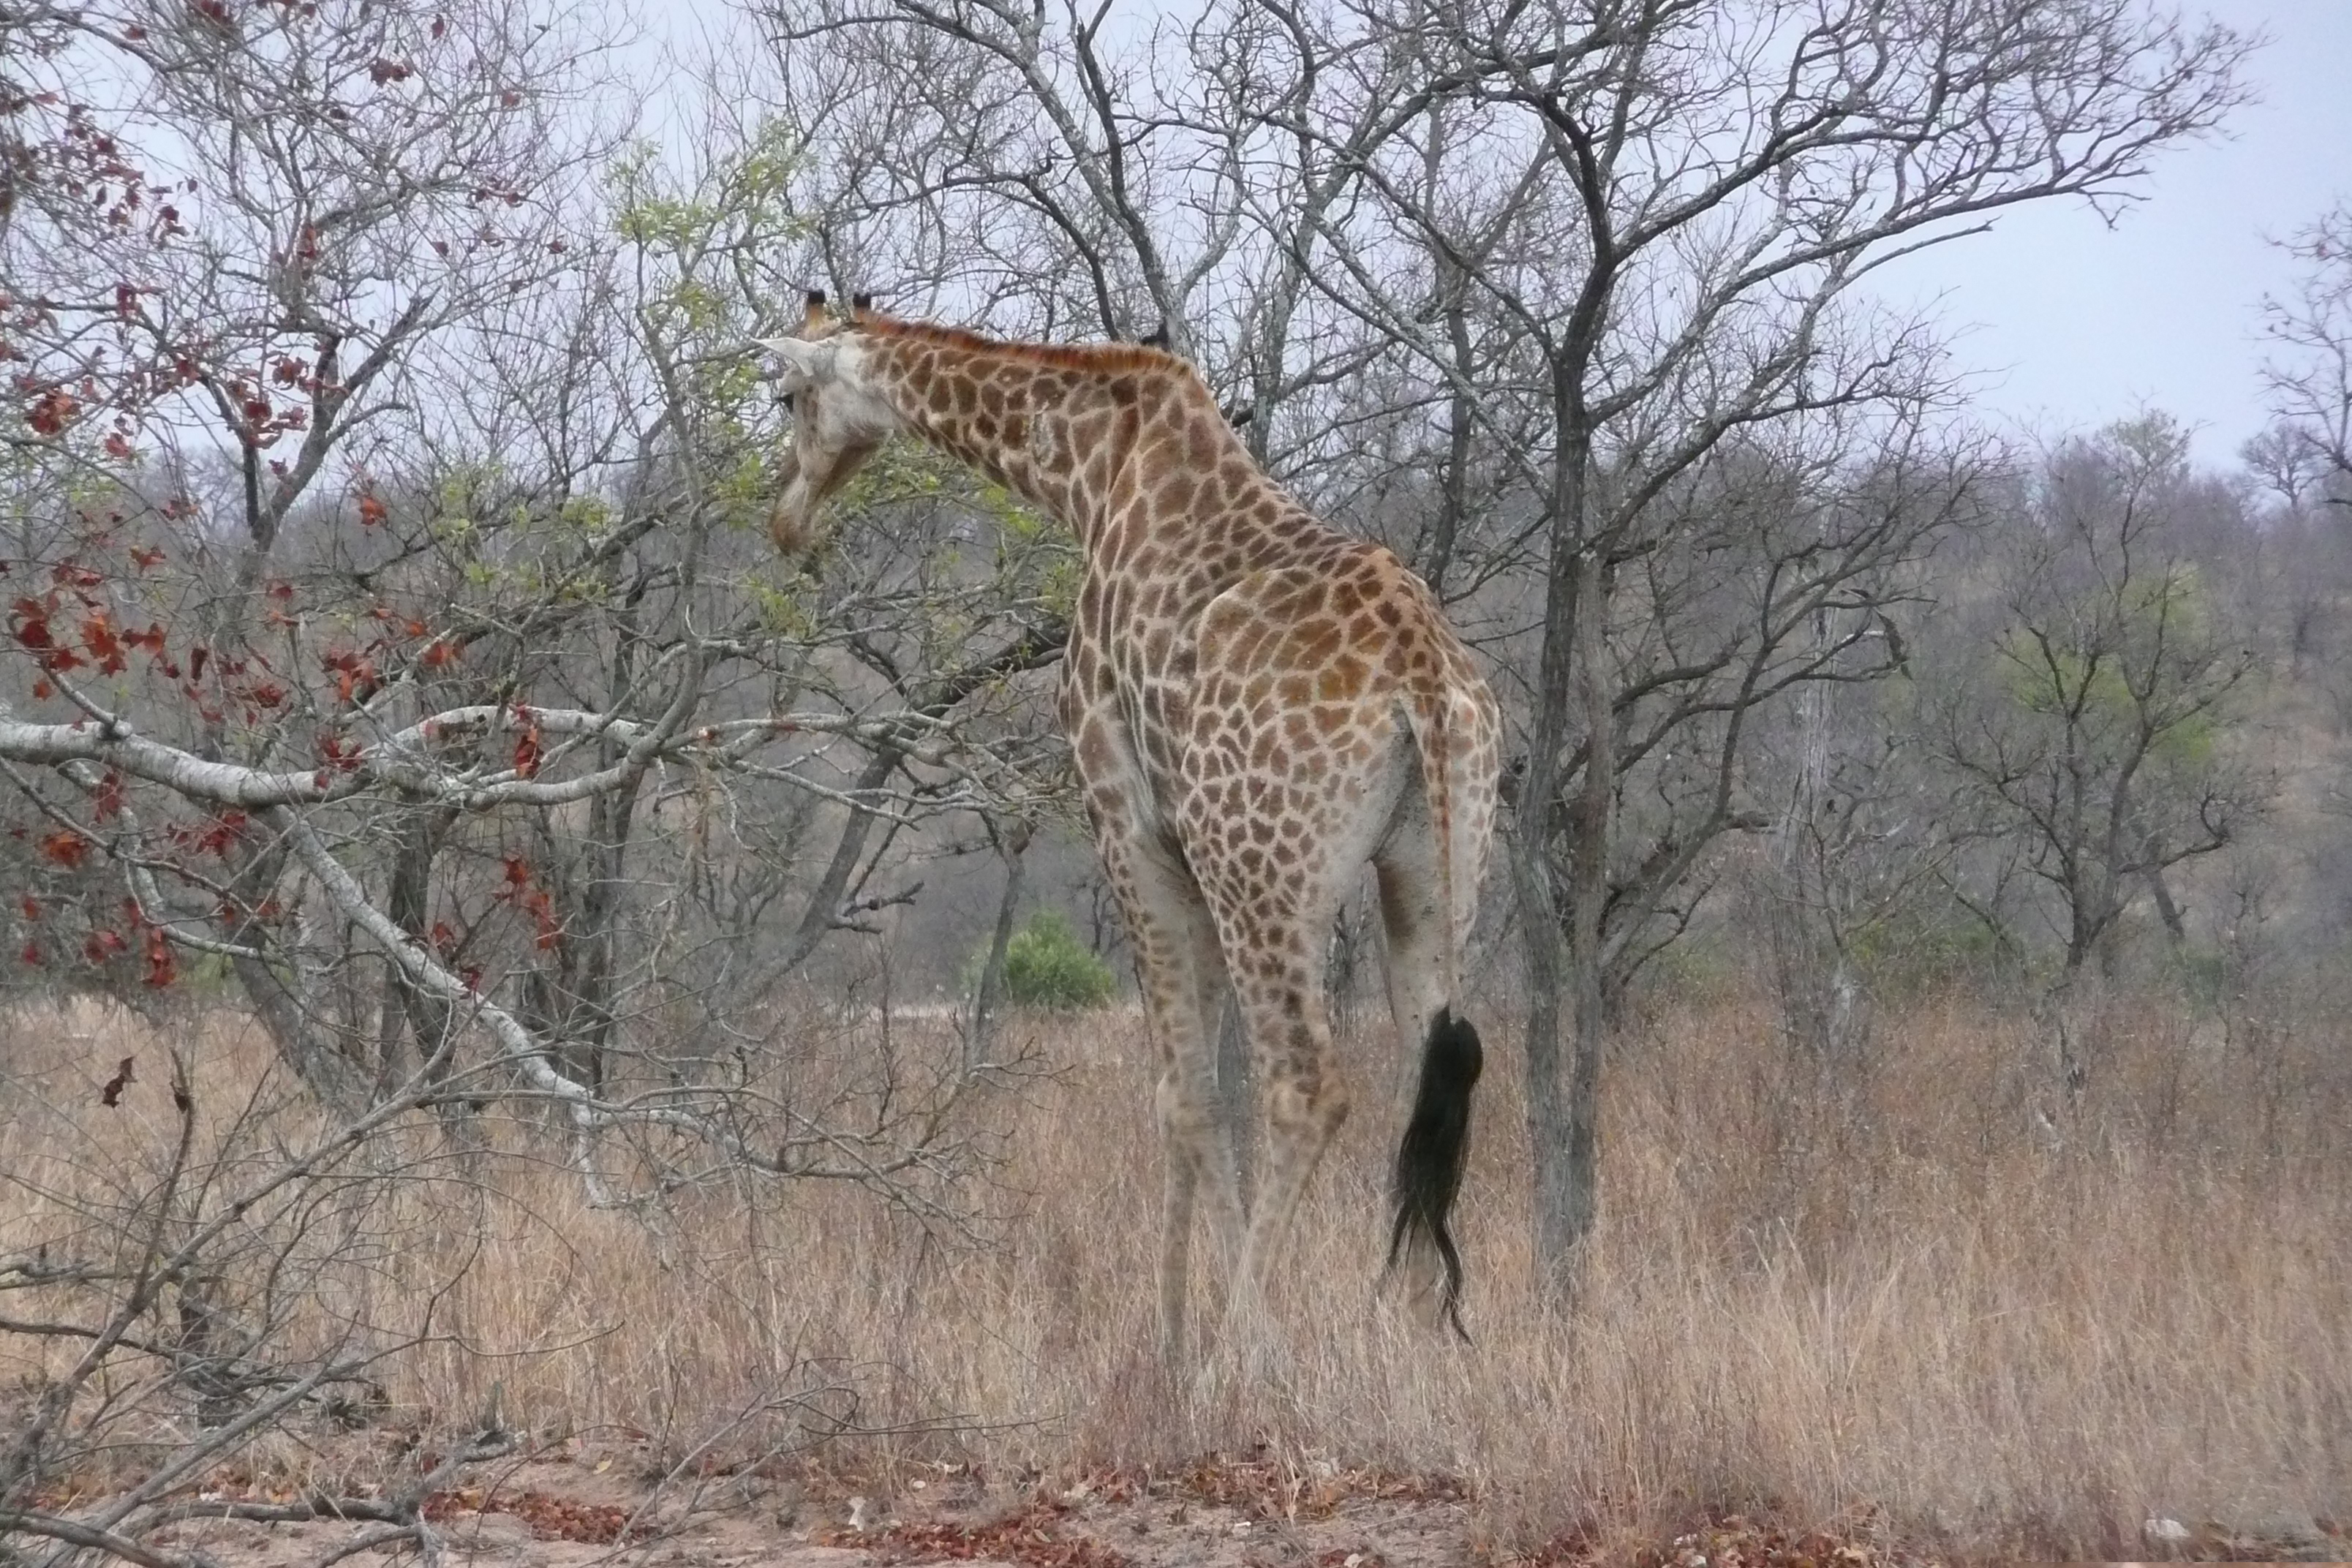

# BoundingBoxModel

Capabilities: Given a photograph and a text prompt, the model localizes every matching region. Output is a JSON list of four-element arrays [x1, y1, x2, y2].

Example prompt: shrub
[[977, 911, 1118, 1011], [1846, 902, 2022, 995]]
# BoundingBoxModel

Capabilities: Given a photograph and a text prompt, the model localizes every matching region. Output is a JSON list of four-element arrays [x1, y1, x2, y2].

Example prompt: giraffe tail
[[1389, 685, 1482, 1340], [1389, 1006, 1484, 1340]]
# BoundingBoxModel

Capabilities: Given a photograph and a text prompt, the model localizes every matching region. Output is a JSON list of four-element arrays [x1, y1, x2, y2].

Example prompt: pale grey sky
[[1872, 0, 2352, 464]]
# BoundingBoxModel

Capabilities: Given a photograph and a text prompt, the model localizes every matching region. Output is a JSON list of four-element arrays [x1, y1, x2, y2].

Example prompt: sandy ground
[[137, 1439, 1480, 1568], [114, 1436, 2352, 1568]]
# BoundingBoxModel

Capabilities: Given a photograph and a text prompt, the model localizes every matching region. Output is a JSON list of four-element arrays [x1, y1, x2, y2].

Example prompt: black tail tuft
[[1388, 1006, 1483, 1341]]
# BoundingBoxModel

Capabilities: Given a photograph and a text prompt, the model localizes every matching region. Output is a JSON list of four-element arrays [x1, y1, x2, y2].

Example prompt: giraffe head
[[755, 289, 898, 558]]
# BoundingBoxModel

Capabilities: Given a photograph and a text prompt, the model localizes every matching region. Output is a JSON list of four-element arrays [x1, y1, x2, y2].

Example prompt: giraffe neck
[[856, 328, 1235, 553]]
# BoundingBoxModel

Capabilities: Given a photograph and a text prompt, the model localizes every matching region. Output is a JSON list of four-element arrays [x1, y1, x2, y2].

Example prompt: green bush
[[974, 911, 1119, 1011], [1846, 902, 2021, 994]]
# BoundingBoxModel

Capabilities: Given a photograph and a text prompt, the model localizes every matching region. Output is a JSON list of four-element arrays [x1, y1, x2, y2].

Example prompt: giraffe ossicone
[[759, 292, 1503, 1361]]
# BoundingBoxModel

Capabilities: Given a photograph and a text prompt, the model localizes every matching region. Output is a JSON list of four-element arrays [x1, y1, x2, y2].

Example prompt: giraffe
[[758, 291, 1502, 1359]]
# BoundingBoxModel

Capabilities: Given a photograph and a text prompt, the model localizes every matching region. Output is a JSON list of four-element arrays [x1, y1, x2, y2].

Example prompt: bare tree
[[2255, 203, 2352, 503], [1327, 0, 2253, 1281], [0, 0, 1107, 1286], [2, 24, 1093, 1553], [734, 0, 2255, 1285], [1932, 418, 2267, 1088]]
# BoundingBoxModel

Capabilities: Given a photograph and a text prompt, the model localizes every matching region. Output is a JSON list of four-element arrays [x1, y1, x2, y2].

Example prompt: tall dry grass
[[3, 986, 2346, 1557]]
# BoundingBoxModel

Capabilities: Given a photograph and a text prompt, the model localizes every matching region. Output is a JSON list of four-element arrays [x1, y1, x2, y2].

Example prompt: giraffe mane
[[854, 315, 1188, 378]]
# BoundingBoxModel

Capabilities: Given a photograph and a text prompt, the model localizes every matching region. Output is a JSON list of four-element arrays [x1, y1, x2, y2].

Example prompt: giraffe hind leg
[[1225, 948, 1351, 1335]]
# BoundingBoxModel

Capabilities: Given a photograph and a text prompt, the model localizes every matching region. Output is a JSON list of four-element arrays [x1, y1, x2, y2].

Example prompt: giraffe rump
[[1388, 1005, 1484, 1341]]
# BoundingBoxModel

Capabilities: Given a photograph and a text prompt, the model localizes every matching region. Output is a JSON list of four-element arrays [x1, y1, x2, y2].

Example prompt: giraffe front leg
[[1101, 834, 1230, 1368], [1183, 903, 1248, 1282]]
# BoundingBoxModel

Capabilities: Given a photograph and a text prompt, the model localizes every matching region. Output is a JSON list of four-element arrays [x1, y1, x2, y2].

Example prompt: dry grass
[[4, 985, 2347, 1559]]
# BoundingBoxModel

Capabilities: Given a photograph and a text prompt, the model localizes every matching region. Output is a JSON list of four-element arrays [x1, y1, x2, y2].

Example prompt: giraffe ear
[[753, 337, 837, 390], [802, 290, 829, 333]]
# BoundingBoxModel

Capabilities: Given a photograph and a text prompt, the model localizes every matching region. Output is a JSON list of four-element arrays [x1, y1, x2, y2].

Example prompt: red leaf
[[94, 769, 124, 821], [10, 599, 51, 651], [24, 387, 78, 436], [20, 941, 42, 966], [81, 614, 126, 674], [130, 546, 166, 569], [39, 830, 89, 868], [105, 431, 135, 460], [143, 927, 175, 987], [20, 894, 39, 920], [357, 493, 388, 526]]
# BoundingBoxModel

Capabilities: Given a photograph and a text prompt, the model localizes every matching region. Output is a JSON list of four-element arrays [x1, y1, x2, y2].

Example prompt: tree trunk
[[1561, 547, 1613, 1267], [780, 747, 902, 972], [1510, 834, 1571, 1275], [560, 744, 643, 1093], [2138, 819, 2188, 956], [1516, 519, 1611, 1292], [558, 607, 652, 1091], [375, 805, 457, 1104], [965, 819, 1029, 1074], [224, 839, 369, 1115], [1425, 246, 1474, 597]]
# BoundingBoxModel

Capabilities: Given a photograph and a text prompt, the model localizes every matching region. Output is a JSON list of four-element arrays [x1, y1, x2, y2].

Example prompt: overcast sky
[[1869, 0, 2352, 465]]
